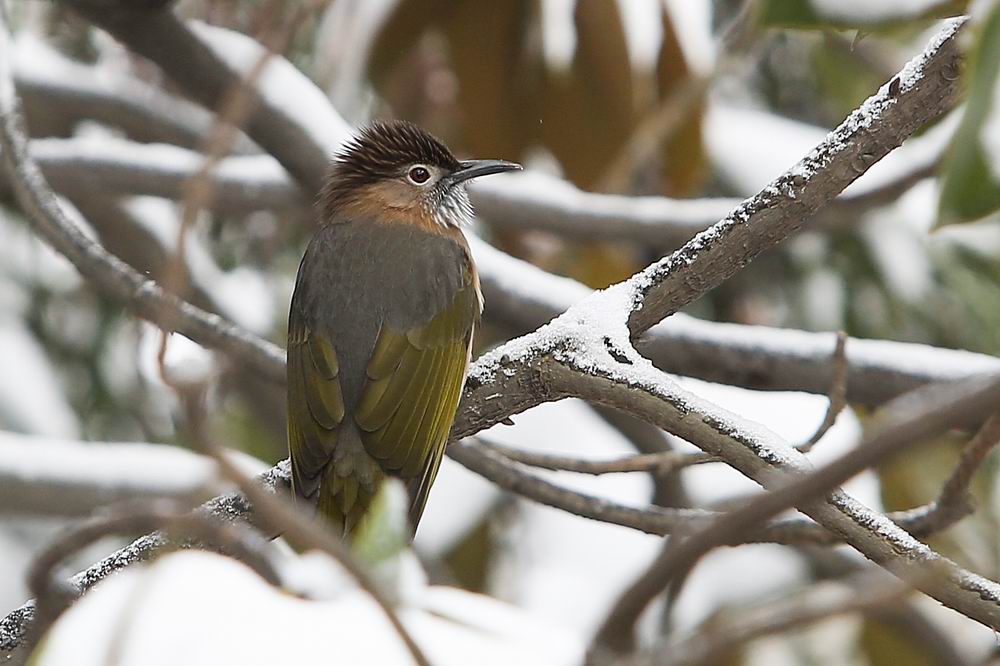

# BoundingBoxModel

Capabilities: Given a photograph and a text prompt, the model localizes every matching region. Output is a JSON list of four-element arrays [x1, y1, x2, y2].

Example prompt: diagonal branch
[[580, 354, 1000, 652], [625, 19, 965, 334], [16, 131, 995, 409], [2, 9, 996, 656]]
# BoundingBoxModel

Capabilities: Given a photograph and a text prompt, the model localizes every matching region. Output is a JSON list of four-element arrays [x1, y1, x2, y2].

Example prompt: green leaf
[[759, 0, 968, 30], [351, 479, 410, 565], [938, 4, 1000, 226]]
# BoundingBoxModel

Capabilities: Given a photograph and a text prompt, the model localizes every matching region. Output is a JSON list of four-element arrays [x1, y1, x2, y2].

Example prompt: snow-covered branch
[[577, 358, 1000, 651], [13, 36, 257, 153], [0, 462, 290, 662], [12, 33, 946, 248], [13, 136, 1000, 407], [0, 433, 239, 517], [16, 130, 945, 246], [471, 237, 1000, 408], [3, 5, 998, 657], [624, 18, 966, 334]]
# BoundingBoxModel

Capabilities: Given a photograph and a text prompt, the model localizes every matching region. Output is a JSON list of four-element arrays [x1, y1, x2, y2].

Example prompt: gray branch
[[2, 8, 997, 658]]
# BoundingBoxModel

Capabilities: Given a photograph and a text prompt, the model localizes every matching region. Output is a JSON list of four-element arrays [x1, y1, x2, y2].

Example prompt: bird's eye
[[407, 166, 431, 184]]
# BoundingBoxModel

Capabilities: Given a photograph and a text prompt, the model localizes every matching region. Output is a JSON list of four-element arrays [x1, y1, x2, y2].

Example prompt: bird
[[287, 120, 521, 537]]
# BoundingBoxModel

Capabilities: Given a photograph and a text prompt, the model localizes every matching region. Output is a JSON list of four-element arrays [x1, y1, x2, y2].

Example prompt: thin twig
[[179, 390, 432, 666], [156, 0, 325, 374], [894, 410, 1000, 535], [452, 439, 717, 537], [589, 372, 1000, 655], [482, 440, 715, 476], [25, 499, 280, 653], [799, 331, 849, 452], [647, 570, 922, 666]]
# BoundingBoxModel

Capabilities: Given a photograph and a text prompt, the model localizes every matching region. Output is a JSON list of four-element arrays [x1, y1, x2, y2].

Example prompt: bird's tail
[[316, 422, 382, 536]]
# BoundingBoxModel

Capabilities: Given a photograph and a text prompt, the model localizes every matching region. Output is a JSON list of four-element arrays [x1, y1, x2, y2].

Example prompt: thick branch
[[13, 36, 256, 152], [61, 2, 341, 192], [577, 355, 1000, 651], [627, 18, 965, 334], [0, 434, 234, 517], [470, 237, 1000, 407], [3, 10, 995, 655], [0, 38, 286, 383]]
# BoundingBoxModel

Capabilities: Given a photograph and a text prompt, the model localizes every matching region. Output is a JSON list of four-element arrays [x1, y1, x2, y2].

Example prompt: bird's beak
[[444, 159, 522, 187]]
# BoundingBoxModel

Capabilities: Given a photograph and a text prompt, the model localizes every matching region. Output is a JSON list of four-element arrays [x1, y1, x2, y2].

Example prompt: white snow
[[707, 105, 827, 195], [0, 320, 79, 438], [314, 0, 394, 121], [122, 196, 277, 335], [540, 0, 577, 72], [0, 433, 238, 510], [659, 313, 1000, 384], [414, 456, 503, 557], [34, 550, 584, 666], [136, 323, 216, 389], [617, 0, 663, 71], [190, 22, 352, 156], [859, 182, 936, 302]]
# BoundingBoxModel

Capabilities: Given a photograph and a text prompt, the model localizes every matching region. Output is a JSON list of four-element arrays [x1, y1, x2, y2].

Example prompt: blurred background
[[4, 1, 1000, 664]]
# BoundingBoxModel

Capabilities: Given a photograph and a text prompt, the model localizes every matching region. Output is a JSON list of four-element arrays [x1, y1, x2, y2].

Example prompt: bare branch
[[892, 410, 1000, 536], [25, 500, 282, 652], [481, 440, 714, 476], [625, 19, 966, 334], [451, 438, 714, 537], [645, 571, 919, 666], [798, 330, 849, 452], [0, 434, 229, 517], [587, 368, 1000, 654]]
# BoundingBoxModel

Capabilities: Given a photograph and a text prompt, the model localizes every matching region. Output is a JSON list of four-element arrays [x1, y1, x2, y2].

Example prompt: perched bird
[[287, 120, 520, 537]]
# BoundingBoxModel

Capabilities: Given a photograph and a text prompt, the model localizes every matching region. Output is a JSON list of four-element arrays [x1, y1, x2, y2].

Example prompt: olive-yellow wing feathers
[[355, 273, 479, 528]]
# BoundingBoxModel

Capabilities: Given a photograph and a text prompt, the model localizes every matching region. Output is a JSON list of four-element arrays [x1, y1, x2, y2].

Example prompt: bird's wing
[[287, 312, 346, 503], [354, 265, 480, 528]]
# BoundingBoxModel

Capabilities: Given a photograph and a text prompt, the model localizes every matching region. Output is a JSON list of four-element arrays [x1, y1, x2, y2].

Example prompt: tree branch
[[60, 2, 342, 193], [3, 10, 996, 657], [0, 30, 287, 384], [584, 360, 1000, 653], [0, 433, 232, 517], [646, 571, 919, 666], [626, 19, 965, 334], [13, 35, 257, 152]]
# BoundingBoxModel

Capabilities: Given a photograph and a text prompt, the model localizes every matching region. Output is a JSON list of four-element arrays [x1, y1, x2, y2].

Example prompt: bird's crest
[[320, 120, 462, 221]]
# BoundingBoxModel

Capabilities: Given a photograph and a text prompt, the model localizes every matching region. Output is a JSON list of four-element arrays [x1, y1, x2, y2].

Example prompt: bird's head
[[320, 120, 521, 230]]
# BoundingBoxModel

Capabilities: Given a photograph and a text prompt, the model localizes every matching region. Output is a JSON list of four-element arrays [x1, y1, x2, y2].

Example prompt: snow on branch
[[12, 32, 946, 247], [2, 6, 999, 656], [12, 35, 257, 153], [0, 433, 250, 517], [469, 237, 1000, 407], [625, 18, 967, 334], [12, 135, 1000, 406]]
